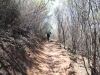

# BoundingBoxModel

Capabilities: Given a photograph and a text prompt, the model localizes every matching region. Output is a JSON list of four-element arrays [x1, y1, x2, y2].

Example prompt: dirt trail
[[27, 40, 91, 75]]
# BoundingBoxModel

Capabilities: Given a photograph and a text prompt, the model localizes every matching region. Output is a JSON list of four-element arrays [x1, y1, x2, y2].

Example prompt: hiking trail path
[[27, 40, 91, 75]]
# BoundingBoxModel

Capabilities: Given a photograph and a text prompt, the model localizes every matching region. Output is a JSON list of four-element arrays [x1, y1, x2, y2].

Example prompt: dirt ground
[[27, 40, 91, 75]]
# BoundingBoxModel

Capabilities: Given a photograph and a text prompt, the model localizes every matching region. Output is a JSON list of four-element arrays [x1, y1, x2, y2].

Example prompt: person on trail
[[46, 29, 51, 41]]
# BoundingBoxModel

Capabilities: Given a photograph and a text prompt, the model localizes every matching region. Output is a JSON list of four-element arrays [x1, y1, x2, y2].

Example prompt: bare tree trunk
[[93, 25, 97, 70], [60, 19, 66, 49]]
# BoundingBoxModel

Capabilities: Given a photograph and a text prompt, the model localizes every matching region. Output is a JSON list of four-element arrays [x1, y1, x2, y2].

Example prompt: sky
[[46, 0, 60, 29], [46, 0, 69, 29]]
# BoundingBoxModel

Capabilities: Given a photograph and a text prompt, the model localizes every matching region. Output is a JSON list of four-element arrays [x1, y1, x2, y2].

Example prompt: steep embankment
[[27, 40, 91, 75]]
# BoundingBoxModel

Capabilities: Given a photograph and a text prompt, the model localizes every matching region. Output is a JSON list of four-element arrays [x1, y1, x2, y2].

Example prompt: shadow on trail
[[26, 40, 74, 75]]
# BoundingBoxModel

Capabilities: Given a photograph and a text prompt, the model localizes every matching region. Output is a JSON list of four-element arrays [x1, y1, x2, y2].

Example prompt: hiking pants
[[47, 34, 50, 41]]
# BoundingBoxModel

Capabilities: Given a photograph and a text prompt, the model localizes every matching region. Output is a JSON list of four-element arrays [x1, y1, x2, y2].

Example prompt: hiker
[[46, 29, 51, 41]]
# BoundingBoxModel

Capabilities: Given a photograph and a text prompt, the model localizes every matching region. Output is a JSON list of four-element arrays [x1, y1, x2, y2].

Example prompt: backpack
[[46, 30, 51, 34]]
